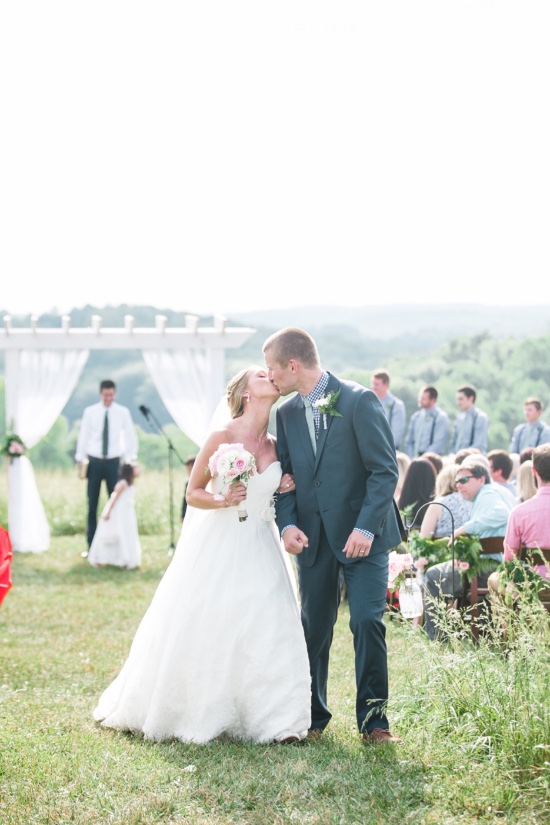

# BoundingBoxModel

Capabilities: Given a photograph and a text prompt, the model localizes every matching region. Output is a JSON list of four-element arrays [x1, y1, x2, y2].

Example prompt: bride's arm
[[186, 432, 247, 510]]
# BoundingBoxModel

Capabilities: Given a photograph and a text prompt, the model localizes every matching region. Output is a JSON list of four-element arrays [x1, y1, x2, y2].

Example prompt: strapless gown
[[93, 461, 311, 743]]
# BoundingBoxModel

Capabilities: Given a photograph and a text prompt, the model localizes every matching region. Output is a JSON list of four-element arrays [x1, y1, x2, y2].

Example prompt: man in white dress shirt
[[75, 380, 138, 551]]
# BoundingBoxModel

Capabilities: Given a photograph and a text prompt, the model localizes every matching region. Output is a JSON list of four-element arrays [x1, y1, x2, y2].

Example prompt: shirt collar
[[302, 371, 330, 404]]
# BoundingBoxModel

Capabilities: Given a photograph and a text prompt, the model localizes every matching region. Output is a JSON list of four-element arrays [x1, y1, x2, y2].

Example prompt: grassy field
[[0, 470, 549, 824]]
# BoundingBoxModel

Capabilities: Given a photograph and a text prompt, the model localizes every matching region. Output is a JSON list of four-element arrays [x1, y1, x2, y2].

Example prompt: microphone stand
[[139, 406, 186, 555]]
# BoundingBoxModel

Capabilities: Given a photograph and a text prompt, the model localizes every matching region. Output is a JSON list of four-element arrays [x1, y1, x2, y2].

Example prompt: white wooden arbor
[[0, 312, 256, 445]]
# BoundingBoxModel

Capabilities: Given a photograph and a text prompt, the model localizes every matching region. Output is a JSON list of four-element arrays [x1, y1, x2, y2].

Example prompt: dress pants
[[86, 457, 120, 547], [297, 525, 390, 733]]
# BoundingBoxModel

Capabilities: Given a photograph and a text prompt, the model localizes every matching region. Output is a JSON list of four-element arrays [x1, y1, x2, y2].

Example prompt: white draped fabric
[[5, 349, 90, 552], [8, 457, 50, 553], [142, 349, 224, 447]]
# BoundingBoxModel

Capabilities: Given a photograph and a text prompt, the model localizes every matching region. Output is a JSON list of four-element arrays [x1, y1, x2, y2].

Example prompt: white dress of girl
[[88, 481, 142, 570], [93, 461, 311, 743]]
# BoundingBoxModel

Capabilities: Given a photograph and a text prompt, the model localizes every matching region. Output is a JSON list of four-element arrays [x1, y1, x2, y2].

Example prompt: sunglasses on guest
[[455, 475, 474, 485]]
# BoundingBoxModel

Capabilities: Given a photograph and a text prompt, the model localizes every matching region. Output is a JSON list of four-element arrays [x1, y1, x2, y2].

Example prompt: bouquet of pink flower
[[208, 443, 256, 522], [388, 550, 415, 589]]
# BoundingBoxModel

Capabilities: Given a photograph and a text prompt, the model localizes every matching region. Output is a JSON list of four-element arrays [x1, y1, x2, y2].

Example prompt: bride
[[93, 366, 311, 743]]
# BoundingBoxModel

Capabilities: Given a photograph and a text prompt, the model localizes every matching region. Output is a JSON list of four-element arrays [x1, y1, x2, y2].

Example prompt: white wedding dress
[[93, 461, 311, 743]]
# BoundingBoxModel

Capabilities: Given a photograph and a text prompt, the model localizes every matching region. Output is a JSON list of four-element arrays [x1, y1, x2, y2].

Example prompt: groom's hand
[[283, 527, 309, 556], [343, 532, 373, 559]]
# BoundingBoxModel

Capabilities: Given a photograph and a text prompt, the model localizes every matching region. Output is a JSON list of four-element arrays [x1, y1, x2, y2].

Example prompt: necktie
[[102, 410, 109, 458], [414, 411, 426, 456], [304, 399, 317, 454]]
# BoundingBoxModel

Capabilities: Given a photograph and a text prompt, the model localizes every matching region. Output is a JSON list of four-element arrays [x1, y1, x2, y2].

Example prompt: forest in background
[[1, 304, 549, 468]]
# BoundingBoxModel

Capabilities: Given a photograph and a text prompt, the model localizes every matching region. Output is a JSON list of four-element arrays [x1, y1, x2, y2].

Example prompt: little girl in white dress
[[88, 464, 142, 570]]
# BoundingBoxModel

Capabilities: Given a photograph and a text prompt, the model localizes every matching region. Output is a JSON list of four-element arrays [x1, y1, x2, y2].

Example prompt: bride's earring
[[244, 394, 250, 403]]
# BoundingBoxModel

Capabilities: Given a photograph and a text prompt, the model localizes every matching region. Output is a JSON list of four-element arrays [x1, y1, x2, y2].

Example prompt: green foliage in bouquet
[[408, 531, 451, 569], [0, 433, 26, 457], [453, 534, 495, 583], [496, 557, 550, 604]]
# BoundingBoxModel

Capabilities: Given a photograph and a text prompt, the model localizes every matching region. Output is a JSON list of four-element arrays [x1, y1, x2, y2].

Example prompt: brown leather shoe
[[363, 728, 403, 745]]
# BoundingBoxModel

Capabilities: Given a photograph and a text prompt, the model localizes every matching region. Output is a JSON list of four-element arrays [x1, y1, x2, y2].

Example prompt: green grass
[[1, 471, 549, 824]]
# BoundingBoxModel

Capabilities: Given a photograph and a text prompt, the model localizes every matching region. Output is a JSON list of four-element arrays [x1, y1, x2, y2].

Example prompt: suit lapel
[[314, 374, 340, 469]]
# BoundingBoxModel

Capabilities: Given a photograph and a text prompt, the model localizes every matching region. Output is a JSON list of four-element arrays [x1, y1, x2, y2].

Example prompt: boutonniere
[[313, 390, 343, 429]]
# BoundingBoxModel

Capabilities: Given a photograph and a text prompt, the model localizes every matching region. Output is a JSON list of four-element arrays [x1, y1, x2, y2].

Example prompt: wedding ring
[[359, 550, 365, 555], [285, 483, 290, 488]]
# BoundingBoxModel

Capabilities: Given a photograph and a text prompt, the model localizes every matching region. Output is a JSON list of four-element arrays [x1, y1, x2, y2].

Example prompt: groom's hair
[[263, 328, 320, 368]]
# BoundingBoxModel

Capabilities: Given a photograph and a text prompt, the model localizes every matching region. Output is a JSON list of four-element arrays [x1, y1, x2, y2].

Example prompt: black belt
[[88, 455, 121, 462]]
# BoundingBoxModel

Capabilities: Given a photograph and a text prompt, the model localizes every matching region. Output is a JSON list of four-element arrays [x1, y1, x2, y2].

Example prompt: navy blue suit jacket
[[275, 374, 404, 567]]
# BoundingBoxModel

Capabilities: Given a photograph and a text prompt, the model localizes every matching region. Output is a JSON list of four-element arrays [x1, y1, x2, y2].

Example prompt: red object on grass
[[0, 526, 13, 607]]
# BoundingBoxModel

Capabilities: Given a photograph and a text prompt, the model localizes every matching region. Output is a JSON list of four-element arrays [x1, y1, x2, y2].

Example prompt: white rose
[[261, 505, 276, 522]]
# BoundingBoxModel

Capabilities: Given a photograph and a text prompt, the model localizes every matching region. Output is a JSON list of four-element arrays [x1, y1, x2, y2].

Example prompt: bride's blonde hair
[[226, 367, 252, 419]]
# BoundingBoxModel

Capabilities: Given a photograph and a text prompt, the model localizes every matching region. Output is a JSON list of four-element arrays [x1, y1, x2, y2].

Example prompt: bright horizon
[[2, 2, 549, 318]]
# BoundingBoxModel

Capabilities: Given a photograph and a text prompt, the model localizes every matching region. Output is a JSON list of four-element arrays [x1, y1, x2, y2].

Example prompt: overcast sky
[[1, 1, 549, 318]]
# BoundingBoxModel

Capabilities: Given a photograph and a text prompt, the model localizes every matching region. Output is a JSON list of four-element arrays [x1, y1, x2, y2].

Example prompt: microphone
[[139, 405, 150, 419]]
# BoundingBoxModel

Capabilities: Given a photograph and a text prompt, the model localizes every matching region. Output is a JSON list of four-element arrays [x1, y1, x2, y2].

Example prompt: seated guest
[[499, 444, 550, 581], [487, 449, 517, 507], [510, 397, 550, 453], [422, 451, 444, 478], [398, 457, 436, 527], [395, 451, 411, 503], [450, 384, 489, 454], [423, 460, 512, 641], [515, 459, 537, 503], [454, 447, 482, 465], [405, 385, 449, 458], [519, 447, 535, 464], [419, 464, 471, 539]]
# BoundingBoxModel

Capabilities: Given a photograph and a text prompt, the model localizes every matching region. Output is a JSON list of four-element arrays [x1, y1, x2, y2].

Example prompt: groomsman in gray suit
[[405, 385, 449, 458], [263, 328, 404, 745], [450, 384, 489, 454], [510, 397, 550, 453], [370, 369, 406, 450]]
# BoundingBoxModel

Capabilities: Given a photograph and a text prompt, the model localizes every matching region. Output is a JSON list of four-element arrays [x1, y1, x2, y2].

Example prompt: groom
[[263, 328, 404, 744]]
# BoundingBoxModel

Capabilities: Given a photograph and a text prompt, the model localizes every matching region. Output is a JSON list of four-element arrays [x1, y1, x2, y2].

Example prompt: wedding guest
[[419, 464, 471, 540], [450, 384, 489, 454], [88, 464, 142, 570], [395, 451, 411, 503], [423, 460, 511, 641], [76, 380, 138, 554], [181, 456, 197, 522], [516, 459, 537, 503], [397, 457, 436, 527], [519, 447, 535, 464], [405, 386, 449, 458], [510, 398, 550, 453], [454, 447, 482, 465], [487, 449, 517, 507], [422, 451, 443, 477], [370, 369, 406, 450]]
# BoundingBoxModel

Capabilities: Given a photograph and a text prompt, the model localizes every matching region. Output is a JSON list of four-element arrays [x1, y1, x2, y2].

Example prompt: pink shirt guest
[[503, 444, 550, 580]]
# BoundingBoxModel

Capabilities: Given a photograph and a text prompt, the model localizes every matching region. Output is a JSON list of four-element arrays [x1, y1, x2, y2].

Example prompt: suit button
[[314, 481, 321, 487]]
